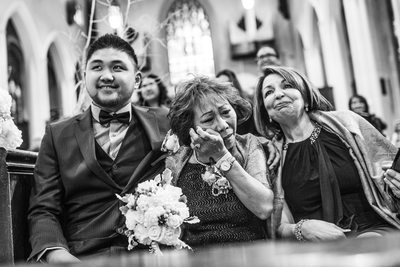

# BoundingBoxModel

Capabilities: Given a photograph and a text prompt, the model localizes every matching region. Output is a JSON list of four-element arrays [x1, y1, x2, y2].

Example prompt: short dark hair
[[138, 73, 170, 107], [253, 66, 333, 139], [168, 76, 252, 146], [86, 34, 138, 66], [348, 94, 369, 113]]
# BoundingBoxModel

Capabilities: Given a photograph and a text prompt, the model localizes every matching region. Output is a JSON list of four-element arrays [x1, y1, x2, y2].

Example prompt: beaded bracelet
[[293, 219, 309, 241]]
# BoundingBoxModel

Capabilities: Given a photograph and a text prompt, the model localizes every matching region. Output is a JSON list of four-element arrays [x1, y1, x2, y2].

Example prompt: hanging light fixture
[[241, 0, 256, 39], [108, 0, 123, 33], [241, 0, 255, 10]]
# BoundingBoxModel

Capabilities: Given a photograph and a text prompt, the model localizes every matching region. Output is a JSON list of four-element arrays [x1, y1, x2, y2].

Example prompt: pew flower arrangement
[[116, 168, 199, 254], [0, 89, 22, 150]]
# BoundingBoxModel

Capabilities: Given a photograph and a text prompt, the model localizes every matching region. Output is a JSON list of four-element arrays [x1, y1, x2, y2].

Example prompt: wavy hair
[[168, 76, 252, 146], [253, 66, 333, 139]]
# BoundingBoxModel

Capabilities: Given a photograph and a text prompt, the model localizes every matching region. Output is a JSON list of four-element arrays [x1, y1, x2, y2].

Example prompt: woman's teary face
[[261, 73, 305, 124], [193, 97, 237, 150]]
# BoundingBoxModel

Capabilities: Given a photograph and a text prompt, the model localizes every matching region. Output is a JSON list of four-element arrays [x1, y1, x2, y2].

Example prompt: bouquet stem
[[150, 241, 163, 255]]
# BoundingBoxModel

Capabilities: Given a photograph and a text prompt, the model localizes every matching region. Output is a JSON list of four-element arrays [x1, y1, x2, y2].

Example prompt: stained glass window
[[166, 0, 215, 85]]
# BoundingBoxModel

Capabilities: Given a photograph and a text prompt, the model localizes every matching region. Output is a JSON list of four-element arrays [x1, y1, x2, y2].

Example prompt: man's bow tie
[[99, 110, 130, 126]]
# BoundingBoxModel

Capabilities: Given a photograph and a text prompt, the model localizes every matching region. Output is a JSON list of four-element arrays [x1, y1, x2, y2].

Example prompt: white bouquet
[[116, 168, 199, 254], [0, 89, 22, 150]]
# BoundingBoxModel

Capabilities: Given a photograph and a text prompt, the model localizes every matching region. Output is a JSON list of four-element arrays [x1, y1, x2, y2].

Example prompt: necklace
[[283, 123, 322, 150], [193, 152, 232, 197]]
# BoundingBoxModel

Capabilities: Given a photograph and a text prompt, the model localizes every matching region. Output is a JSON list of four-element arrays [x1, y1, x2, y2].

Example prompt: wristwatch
[[217, 153, 236, 172]]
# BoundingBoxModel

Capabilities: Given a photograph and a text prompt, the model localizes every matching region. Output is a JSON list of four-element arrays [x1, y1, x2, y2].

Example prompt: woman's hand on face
[[384, 169, 400, 198], [301, 219, 350, 241], [189, 126, 228, 162]]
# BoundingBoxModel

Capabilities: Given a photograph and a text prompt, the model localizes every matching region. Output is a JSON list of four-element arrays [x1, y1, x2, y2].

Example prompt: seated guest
[[253, 66, 400, 241], [28, 34, 169, 263], [349, 94, 387, 135], [216, 69, 257, 135], [138, 73, 170, 110], [166, 76, 275, 248]]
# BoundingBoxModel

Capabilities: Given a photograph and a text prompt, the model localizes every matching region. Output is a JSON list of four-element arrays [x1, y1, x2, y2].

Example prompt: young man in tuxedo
[[28, 34, 170, 263]]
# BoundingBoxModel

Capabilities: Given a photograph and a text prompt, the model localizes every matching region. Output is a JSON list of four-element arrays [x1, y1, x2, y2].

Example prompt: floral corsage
[[116, 168, 199, 254], [161, 130, 180, 154]]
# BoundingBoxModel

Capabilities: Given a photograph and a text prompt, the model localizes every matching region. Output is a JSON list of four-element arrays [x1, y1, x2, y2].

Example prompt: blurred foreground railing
[[1, 147, 400, 267], [7, 226, 400, 267]]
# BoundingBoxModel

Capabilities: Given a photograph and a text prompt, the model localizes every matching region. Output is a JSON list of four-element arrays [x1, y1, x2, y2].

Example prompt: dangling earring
[[269, 117, 272, 123], [305, 105, 309, 112]]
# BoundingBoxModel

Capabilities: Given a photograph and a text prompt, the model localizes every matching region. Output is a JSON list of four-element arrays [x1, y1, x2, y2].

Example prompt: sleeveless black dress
[[282, 126, 394, 236]]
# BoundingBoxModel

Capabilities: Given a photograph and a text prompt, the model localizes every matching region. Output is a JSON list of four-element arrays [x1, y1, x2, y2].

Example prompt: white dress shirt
[[91, 103, 132, 160]]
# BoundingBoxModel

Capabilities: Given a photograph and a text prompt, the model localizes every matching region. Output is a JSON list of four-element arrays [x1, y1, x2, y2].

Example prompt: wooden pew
[[0, 148, 37, 265]]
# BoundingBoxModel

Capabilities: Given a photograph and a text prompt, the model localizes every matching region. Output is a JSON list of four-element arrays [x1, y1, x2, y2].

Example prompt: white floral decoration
[[161, 130, 180, 154], [116, 168, 199, 254], [0, 89, 22, 150]]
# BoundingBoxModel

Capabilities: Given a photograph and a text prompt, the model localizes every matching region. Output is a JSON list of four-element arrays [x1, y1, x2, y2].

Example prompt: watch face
[[221, 160, 231, 171]]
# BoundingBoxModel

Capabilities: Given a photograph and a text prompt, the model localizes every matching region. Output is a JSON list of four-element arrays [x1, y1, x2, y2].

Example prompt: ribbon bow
[[99, 110, 130, 126]]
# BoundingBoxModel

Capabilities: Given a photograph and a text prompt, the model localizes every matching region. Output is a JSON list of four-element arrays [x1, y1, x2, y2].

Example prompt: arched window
[[7, 20, 29, 149], [166, 0, 215, 84]]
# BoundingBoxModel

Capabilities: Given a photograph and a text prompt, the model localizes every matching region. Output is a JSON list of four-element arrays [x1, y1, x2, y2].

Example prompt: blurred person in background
[[138, 73, 170, 111], [216, 69, 257, 135], [256, 46, 281, 74], [390, 120, 400, 148], [349, 94, 387, 135]]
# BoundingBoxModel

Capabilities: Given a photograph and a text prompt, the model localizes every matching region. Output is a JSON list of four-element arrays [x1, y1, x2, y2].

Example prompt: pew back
[[0, 148, 37, 265]]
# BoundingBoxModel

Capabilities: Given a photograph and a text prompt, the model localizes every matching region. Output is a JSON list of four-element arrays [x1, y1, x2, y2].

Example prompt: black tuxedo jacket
[[28, 105, 170, 260]]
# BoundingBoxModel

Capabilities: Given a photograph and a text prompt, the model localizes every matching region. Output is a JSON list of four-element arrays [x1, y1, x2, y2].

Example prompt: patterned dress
[[166, 134, 272, 248]]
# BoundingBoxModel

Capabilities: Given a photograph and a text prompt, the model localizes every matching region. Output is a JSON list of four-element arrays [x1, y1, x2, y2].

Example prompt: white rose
[[143, 206, 165, 227], [136, 180, 158, 194], [126, 194, 137, 208], [0, 90, 12, 115], [161, 227, 181, 245], [156, 186, 182, 203], [148, 225, 165, 242], [166, 214, 183, 228], [134, 224, 151, 245], [136, 195, 150, 212], [173, 202, 190, 219], [125, 209, 138, 230], [0, 119, 22, 150]]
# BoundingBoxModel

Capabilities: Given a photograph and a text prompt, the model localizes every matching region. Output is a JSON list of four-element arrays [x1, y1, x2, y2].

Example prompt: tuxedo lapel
[[122, 105, 170, 193], [132, 105, 166, 150], [74, 109, 121, 190], [122, 150, 166, 194]]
